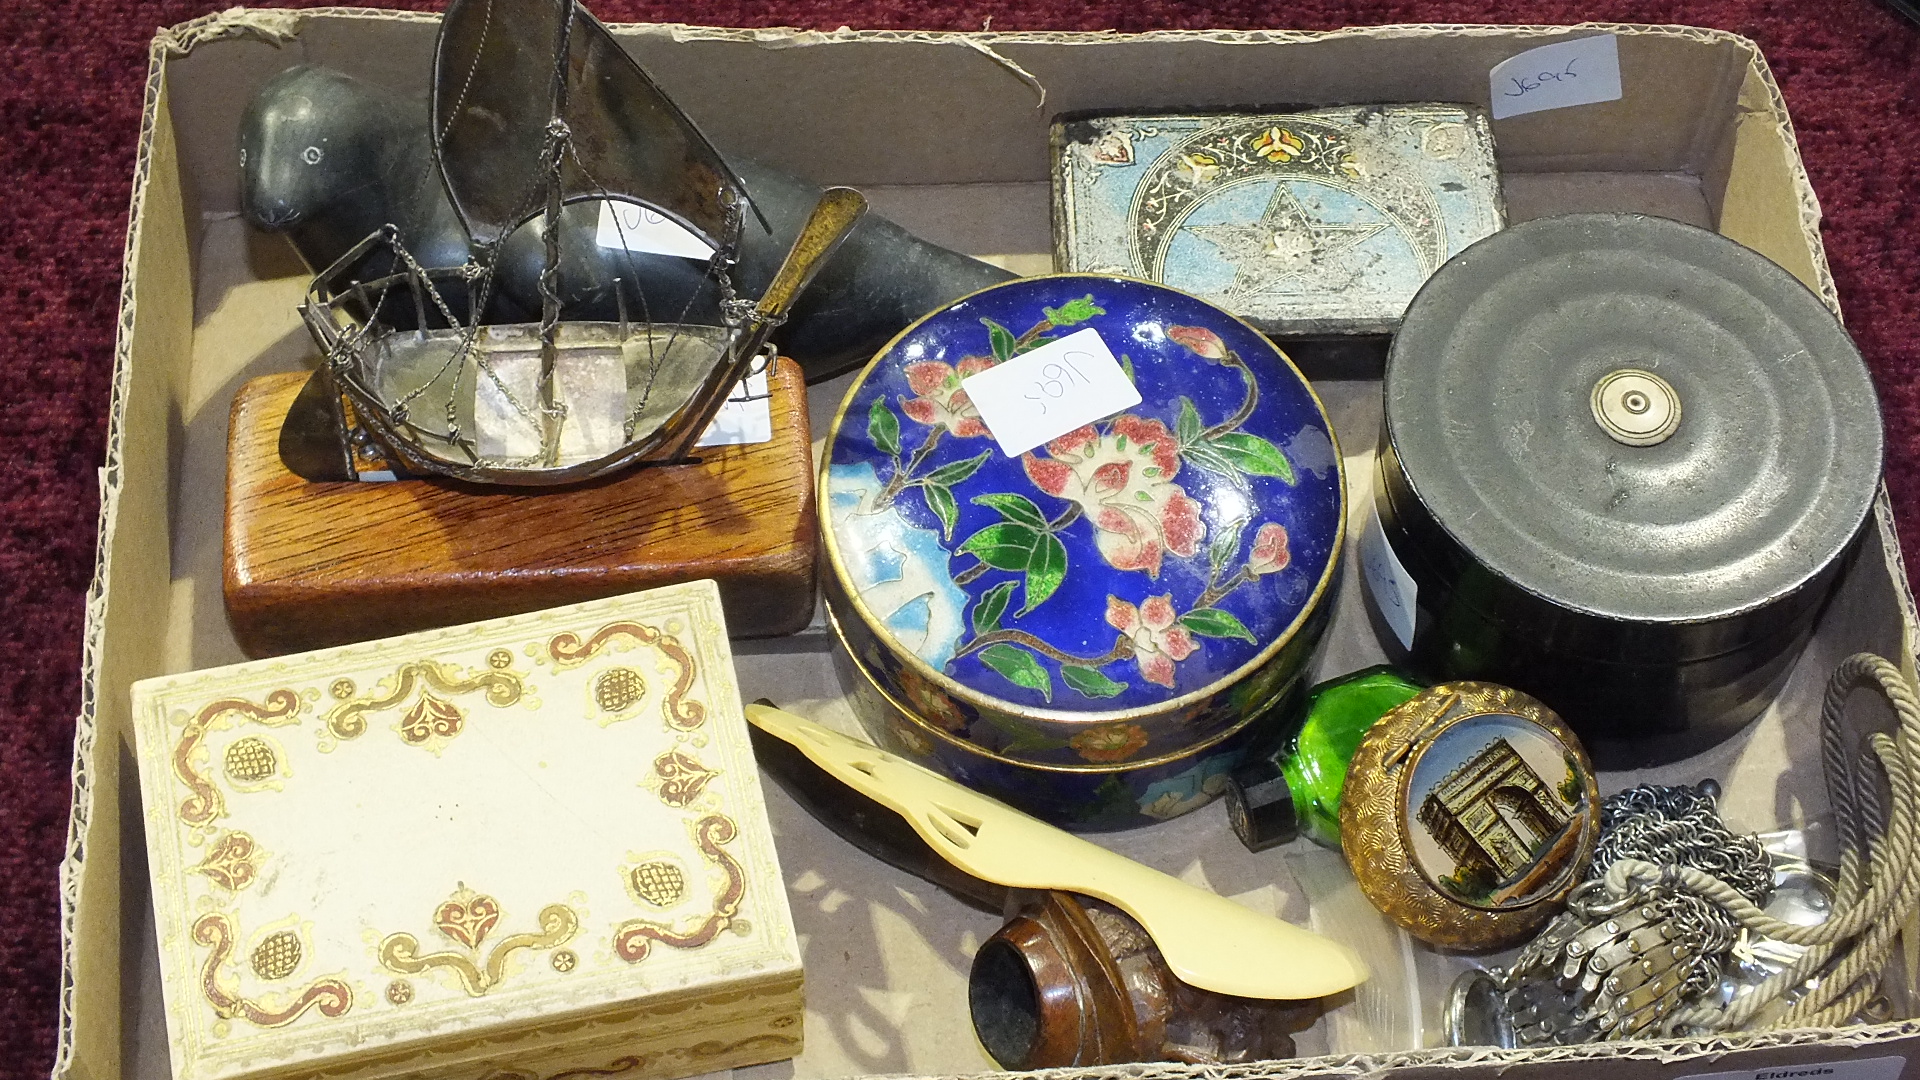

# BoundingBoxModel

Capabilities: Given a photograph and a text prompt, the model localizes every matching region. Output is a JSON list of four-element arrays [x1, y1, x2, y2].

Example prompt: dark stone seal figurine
[[240, 65, 1012, 380]]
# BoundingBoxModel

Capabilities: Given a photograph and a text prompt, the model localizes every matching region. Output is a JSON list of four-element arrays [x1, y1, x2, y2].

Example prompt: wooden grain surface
[[224, 357, 818, 658]]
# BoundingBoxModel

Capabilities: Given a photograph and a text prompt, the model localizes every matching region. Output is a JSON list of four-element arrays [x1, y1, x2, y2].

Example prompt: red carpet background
[[0, 0, 1914, 1076]]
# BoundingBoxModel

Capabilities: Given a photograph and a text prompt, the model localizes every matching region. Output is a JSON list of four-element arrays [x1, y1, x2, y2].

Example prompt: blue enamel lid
[[822, 275, 1344, 717]]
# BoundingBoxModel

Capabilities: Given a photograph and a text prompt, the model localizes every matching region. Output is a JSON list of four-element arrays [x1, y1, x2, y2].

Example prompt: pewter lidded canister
[[822, 276, 1346, 829], [1370, 213, 1883, 765]]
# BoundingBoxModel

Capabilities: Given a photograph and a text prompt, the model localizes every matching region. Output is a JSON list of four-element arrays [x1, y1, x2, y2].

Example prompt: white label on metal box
[[1674, 1056, 1906, 1080], [1360, 503, 1417, 650], [696, 369, 773, 448], [596, 199, 716, 260], [1489, 34, 1623, 120], [963, 327, 1143, 456]]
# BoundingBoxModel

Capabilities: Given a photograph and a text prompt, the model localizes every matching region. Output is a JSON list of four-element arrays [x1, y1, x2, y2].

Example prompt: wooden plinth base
[[224, 359, 817, 658]]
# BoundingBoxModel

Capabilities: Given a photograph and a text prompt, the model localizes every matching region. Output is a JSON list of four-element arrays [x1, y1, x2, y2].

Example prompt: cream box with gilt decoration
[[127, 581, 803, 1080]]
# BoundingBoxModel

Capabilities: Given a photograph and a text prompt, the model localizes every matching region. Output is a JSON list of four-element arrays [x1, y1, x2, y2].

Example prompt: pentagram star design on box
[[1184, 183, 1390, 304]]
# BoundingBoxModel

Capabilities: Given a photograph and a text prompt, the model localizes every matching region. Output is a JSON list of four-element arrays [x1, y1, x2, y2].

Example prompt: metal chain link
[[1476, 782, 1775, 1046], [1587, 783, 1773, 1010], [711, 197, 766, 329], [1590, 784, 1774, 902]]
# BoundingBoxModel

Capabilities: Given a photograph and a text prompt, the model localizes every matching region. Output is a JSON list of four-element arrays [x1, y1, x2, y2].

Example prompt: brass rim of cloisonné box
[[1339, 681, 1601, 952], [828, 605, 1280, 775], [820, 271, 1347, 728]]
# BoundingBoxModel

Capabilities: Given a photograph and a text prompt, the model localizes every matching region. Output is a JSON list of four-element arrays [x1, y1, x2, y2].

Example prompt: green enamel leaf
[[924, 450, 991, 488], [1062, 665, 1127, 699], [1075, 775, 1139, 825], [1175, 396, 1203, 446], [1179, 607, 1258, 643], [1119, 353, 1136, 384], [982, 318, 1017, 363], [923, 483, 958, 540], [869, 399, 901, 457], [959, 522, 1042, 571], [1209, 516, 1247, 574], [972, 492, 1048, 530], [1207, 431, 1296, 484], [1180, 442, 1251, 492], [1020, 533, 1068, 615], [979, 644, 1052, 701], [1042, 295, 1105, 327], [972, 580, 1016, 636]]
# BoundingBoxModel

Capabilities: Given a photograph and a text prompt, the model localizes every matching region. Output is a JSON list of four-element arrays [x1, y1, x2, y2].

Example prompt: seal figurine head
[[240, 65, 467, 271]]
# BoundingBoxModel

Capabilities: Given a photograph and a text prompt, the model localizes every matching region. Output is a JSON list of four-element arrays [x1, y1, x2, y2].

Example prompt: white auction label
[[1489, 34, 1623, 120], [1359, 502, 1417, 651], [595, 200, 716, 261], [962, 327, 1143, 456], [695, 369, 773, 448], [1674, 1056, 1906, 1080]]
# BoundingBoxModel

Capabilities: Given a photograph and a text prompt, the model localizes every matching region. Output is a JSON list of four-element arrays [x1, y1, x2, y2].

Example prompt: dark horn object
[[973, 890, 1321, 1070], [240, 64, 1013, 381]]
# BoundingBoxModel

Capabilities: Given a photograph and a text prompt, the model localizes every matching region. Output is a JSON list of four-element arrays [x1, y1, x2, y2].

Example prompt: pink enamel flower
[[1071, 723, 1151, 763], [900, 355, 995, 437], [1167, 324, 1229, 362], [1023, 416, 1204, 577], [1107, 593, 1198, 689], [1247, 523, 1292, 576], [896, 666, 969, 732]]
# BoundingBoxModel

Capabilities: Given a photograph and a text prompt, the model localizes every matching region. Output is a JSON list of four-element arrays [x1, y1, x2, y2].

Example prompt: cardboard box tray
[[57, 9, 1920, 1080]]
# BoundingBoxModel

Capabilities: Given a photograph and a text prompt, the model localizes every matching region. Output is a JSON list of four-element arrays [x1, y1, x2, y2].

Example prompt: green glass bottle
[[1223, 665, 1425, 851]]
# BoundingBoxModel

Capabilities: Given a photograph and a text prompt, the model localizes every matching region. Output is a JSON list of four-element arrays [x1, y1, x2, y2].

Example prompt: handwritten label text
[[1489, 35, 1623, 120], [963, 327, 1143, 456], [595, 200, 717, 261]]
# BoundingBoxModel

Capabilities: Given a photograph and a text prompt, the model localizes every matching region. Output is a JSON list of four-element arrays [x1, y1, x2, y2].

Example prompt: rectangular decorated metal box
[[130, 581, 803, 1080], [1051, 105, 1504, 335]]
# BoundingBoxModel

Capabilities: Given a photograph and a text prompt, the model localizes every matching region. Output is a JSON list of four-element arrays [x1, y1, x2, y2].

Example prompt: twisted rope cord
[[1707, 661, 1891, 1031], [1604, 654, 1920, 1032]]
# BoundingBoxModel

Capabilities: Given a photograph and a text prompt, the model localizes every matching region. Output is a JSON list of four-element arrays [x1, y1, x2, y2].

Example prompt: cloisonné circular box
[[821, 275, 1345, 825], [829, 609, 1273, 831]]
